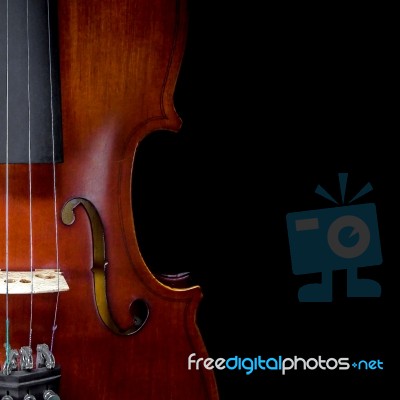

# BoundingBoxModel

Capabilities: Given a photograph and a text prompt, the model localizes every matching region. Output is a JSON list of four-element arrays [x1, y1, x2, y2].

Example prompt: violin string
[[47, 0, 61, 353], [5, 0, 10, 365], [27, 0, 35, 350]]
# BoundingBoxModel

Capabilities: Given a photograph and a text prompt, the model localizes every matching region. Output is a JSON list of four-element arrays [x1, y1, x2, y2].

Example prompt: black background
[[133, 2, 395, 398]]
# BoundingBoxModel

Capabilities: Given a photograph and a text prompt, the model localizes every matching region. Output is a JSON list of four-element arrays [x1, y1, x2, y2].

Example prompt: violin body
[[0, 0, 219, 398]]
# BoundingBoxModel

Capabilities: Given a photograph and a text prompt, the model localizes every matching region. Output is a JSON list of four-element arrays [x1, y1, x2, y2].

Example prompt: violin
[[0, 0, 219, 398]]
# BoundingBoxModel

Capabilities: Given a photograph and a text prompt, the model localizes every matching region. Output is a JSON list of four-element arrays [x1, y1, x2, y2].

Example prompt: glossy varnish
[[0, 1, 219, 398]]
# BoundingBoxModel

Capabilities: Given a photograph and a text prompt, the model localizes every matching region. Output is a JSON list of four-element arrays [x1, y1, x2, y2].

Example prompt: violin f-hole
[[61, 197, 149, 335]]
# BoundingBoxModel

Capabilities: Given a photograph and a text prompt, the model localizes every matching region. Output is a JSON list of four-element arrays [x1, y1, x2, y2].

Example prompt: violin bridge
[[0, 270, 69, 295]]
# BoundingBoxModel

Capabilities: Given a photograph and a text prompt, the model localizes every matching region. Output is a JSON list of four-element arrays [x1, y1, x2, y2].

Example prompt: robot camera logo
[[286, 173, 382, 302]]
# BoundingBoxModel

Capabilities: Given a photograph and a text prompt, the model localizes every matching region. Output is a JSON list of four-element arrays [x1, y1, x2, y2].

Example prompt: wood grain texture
[[0, 0, 219, 398]]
